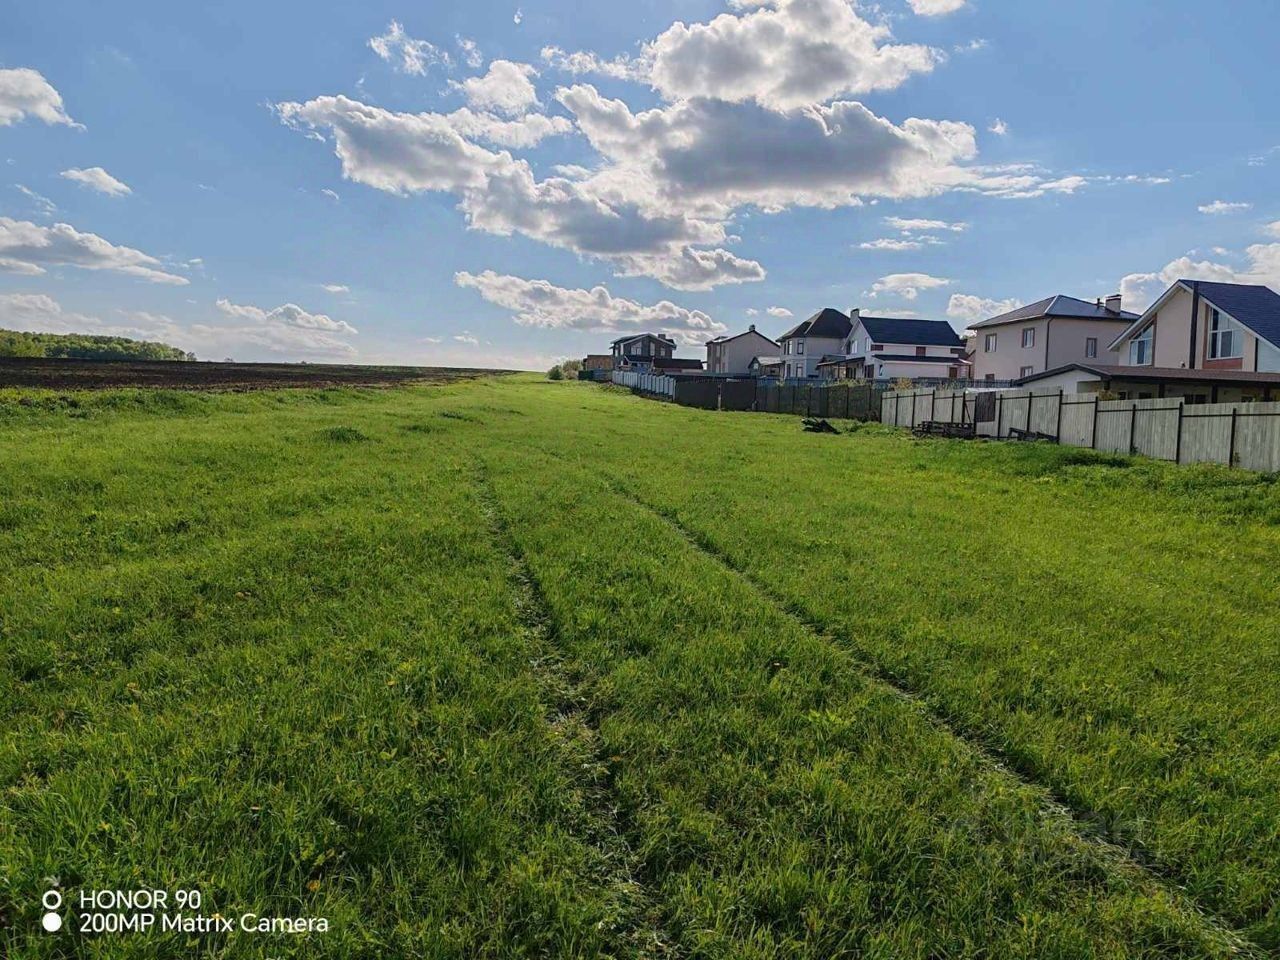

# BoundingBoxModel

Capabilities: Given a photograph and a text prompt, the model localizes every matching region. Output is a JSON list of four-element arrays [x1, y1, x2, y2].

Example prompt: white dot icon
[[42, 912, 62, 932], [41, 892, 63, 933]]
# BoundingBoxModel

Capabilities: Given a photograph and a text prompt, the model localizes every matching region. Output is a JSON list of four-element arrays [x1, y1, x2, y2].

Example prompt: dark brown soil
[[0, 357, 512, 391]]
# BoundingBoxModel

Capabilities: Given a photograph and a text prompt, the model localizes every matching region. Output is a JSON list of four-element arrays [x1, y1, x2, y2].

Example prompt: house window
[[865, 338, 872, 352], [797, 341, 805, 355], [984, 333, 997, 352], [1022, 328, 1035, 348], [984, 373, 995, 383], [1086, 337, 1098, 359], [1019, 365, 1034, 378], [1128, 326, 1153, 365], [784, 341, 792, 355], [915, 346, 927, 357], [1208, 308, 1241, 359], [1183, 394, 1208, 405]]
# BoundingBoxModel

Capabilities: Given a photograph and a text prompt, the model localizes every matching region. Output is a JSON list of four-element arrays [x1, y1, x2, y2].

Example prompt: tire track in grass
[[591, 468, 1263, 959], [470, 458, 673, 959]]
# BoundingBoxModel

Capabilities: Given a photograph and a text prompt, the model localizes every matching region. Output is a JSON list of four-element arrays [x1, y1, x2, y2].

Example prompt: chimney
[[748, 323, 756, 332], [850, 308, 860, 320], [1105, 293, 1122, 314]]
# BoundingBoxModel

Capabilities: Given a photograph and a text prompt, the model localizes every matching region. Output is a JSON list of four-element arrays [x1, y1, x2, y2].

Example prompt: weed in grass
[[316, 425, 370, 443]]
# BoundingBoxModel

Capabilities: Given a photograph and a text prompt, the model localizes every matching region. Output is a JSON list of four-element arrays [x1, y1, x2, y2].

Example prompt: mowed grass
[[0, 375, 1276, 957]]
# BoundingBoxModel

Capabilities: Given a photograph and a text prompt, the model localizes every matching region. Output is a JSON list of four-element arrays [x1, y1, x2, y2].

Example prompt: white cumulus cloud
[[0, 217, 187, 284], [60, 166, 132, 197], [767, 306, 793, 317], [0, 68, 78, 127], [455, 269, 728, 345], [456, 60, 540, 116], [908, 0, 967, 16], [867, 272, 949, 300], [946, 293, 1023, 323]]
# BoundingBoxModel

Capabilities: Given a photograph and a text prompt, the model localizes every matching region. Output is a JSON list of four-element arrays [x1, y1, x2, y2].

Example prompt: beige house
[[967, 294, 1138, 382], [705, 325, 779, 376], [1108, 279, 1280, 373]]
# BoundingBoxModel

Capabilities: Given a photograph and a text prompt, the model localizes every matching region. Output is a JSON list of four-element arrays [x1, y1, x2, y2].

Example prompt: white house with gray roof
[[818, 312, 969, 381], [705, 325, 779, 376]]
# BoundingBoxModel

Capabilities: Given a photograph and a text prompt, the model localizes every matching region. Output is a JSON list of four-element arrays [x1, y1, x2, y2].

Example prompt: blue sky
[[2, 0, 1278, 368]]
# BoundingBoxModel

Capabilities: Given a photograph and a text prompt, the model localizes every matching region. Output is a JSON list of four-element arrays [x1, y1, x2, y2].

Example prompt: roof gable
[[780, 307, 851, 341], [1192, 281, 1280, 350], [1108, 280, 1280, 352]]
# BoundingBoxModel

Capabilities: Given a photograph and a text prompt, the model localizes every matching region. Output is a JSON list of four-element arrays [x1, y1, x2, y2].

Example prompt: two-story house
[[967, 294, 1138, 382], [776, 308, 853, 380], [818, 313, 968, 381], [1108, 280, 1280, 373], [705, 325, 780, 376], [1014, 281, 1280, 402], [611, 333, 676, 370]]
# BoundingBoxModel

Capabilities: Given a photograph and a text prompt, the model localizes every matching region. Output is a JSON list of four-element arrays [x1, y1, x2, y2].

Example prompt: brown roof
[[1017, 363, 1280, 386]]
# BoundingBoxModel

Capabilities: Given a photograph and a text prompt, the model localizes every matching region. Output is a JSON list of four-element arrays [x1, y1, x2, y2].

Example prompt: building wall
[[876, 360, 966, 380], [973, 316, 1128, 380], [1044, 318, 1127, 369], [970, 318, 1048, 380], [707, 330, 779, 375], [780, 336, 844, 378]]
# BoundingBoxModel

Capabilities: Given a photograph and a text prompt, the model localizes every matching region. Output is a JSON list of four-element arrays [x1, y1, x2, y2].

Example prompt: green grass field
[[2, 376, 1278, 958]]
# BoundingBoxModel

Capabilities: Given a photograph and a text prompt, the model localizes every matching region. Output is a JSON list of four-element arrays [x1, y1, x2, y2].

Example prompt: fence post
[[1027, 391, 1034, 433], [1174, 401, 1184, 464], [911, 391, 917, 429], [1129, 402, 1138, 455], [1055, 389, 1063, 442], [1228, 405, 1238, 468], [1091, 396, 1100, 449], [996, 393, 1004, 438], [930, 389, 937, 422]]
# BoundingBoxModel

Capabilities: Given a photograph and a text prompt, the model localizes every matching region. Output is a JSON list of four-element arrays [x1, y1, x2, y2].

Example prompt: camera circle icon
[[42, 890, 63, 910]]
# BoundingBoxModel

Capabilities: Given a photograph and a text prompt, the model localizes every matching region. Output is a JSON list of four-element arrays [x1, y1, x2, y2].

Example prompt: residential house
[[1010, 280, 1280, 401], [748, 355, 784, 378], [611, 333, 676, 370], [705, 325, 780, 376], [776, 308, 853, 380], [968, 294, 1139, 382], [817, 313, 968, 381], [1108, 280, 1280, 374], [581, 354, 613, 372]]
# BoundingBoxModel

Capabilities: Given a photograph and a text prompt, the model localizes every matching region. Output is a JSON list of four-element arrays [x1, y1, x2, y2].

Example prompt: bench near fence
[[882, 387, 1280, 472]]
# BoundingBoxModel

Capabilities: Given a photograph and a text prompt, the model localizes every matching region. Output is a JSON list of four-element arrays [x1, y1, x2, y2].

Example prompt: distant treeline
[[0, 329, 195, 362]]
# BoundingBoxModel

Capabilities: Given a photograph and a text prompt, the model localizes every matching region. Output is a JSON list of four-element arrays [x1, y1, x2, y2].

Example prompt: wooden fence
[[673, 380, 885, 419], [611, 370, 675, 398], [881, 387, 1280, 471]]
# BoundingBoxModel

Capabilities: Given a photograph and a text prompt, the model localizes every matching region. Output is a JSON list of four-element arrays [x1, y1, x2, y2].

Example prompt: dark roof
[[750, 355, 783, 366], [873, 353, 970, 364], [858, 316, 964, 347], [969, 295, 1139, 330], [611, 333, 676, 346], [1016, 362, 1280, 386], [779, 308, 852, 341], [652, 357, 704, 370], [1185, 281, 1280, 349], [706, 327, 779, 347]]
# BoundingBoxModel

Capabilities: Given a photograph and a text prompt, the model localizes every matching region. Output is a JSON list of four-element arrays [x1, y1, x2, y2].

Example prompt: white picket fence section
[[611, 370, 675, 398], [881, 387, 1280, 472]]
